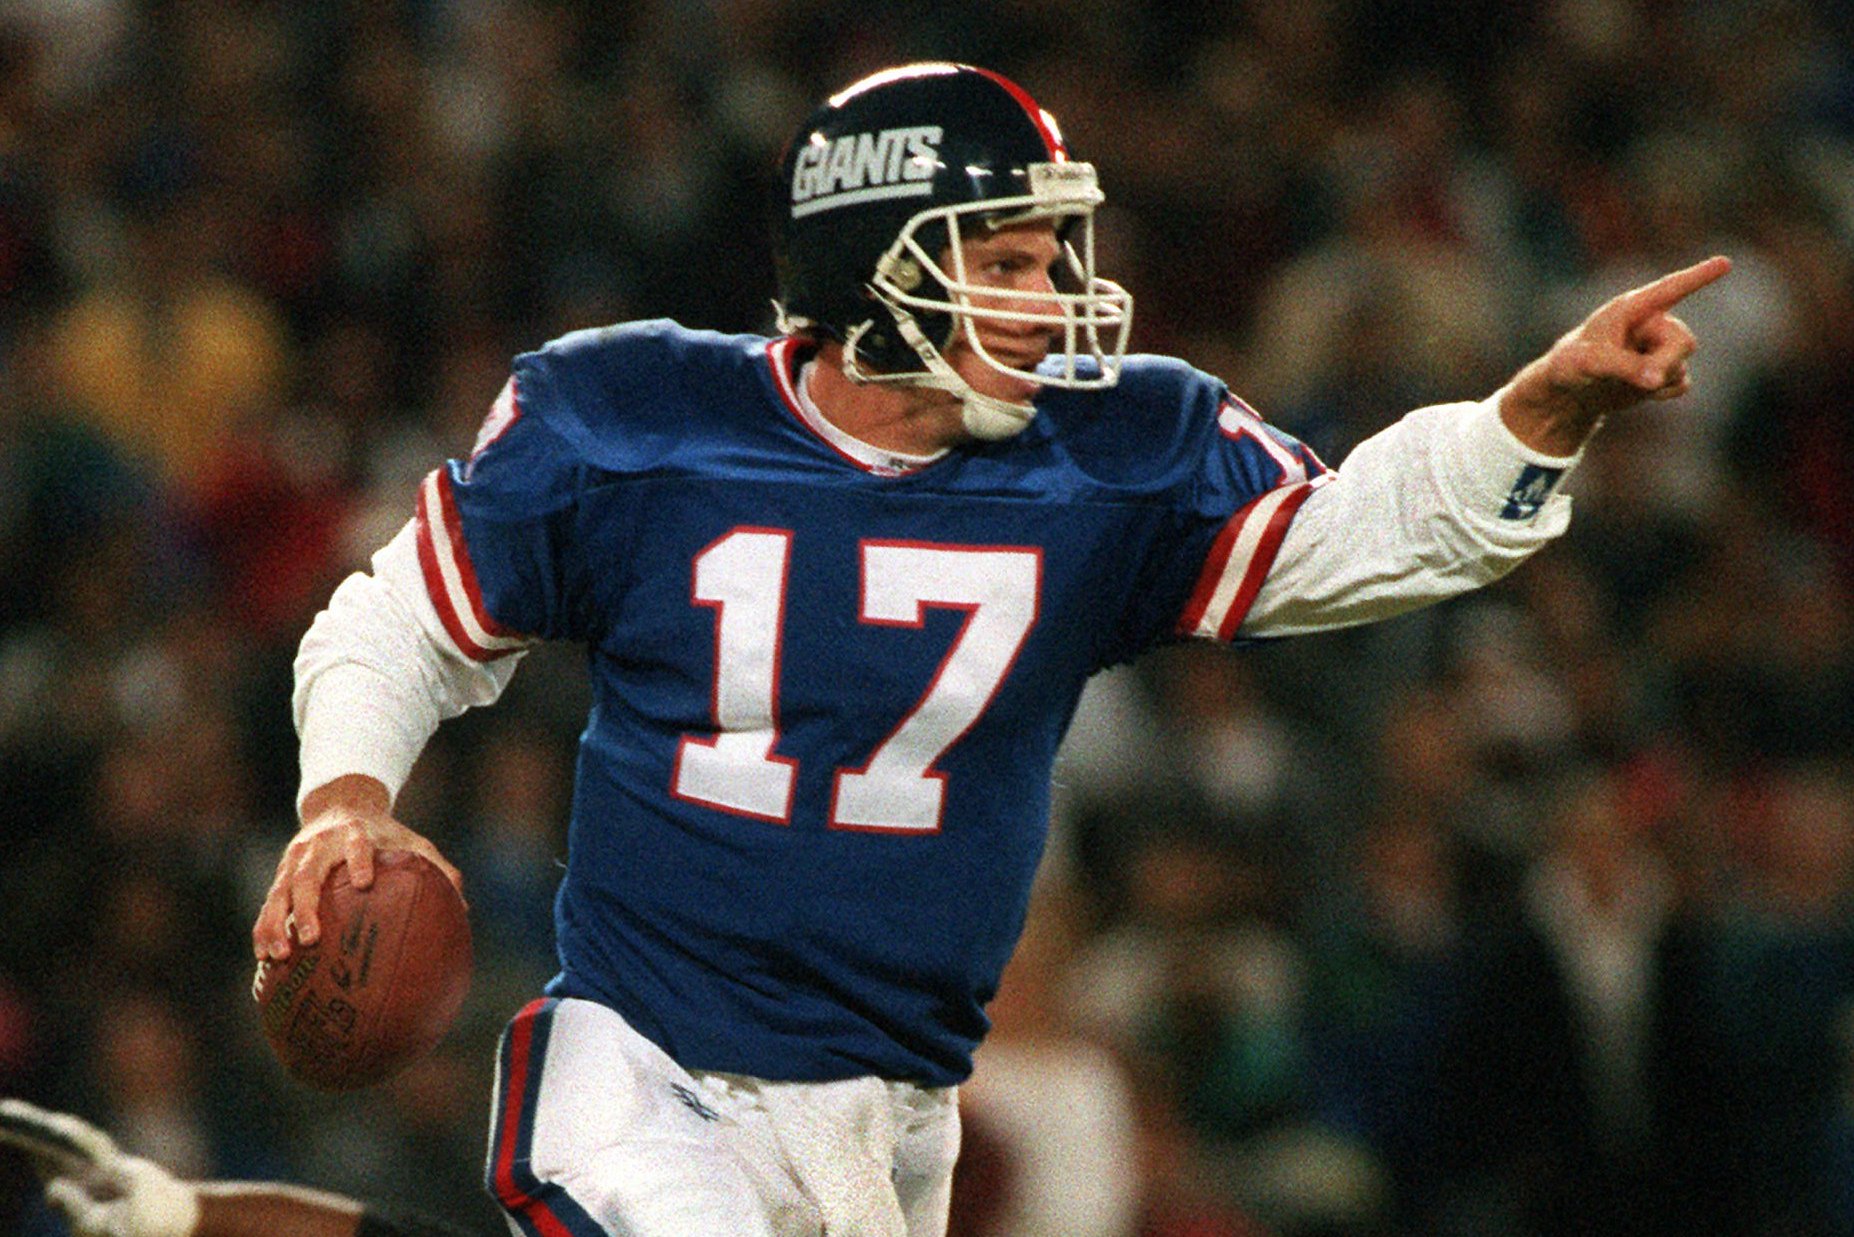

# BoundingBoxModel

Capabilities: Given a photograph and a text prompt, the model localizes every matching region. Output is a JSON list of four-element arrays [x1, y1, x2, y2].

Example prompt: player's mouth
[[990, 348, 1048, 370], [974, 333, 1053, 373], [985, 369, 1044, 404]]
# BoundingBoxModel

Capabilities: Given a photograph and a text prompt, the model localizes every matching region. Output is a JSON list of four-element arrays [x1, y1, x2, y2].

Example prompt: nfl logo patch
[[1500, 464, 1563, 520]]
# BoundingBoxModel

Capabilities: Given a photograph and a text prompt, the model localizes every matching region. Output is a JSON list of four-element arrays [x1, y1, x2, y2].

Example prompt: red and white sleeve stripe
[[1175, 478, 1324, 642], [470, 377, 522, 465], [415, 468, 533, 661]]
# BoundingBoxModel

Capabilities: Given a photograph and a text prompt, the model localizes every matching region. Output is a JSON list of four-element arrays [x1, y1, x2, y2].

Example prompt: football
[[253, 850, 472, 1091]]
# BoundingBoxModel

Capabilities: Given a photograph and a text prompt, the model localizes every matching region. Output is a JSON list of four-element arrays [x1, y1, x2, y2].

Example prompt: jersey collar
[[766, 337, 948, 477]]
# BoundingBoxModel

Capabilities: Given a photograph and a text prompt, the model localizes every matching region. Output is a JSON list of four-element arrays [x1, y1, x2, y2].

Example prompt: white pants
[[485, 997, 961, 1237]]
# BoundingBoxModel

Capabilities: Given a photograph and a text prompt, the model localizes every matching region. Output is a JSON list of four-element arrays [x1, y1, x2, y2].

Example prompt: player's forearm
[[200, 1183, 480, 1237], [194, 1183, 364, 1237], [294, 520, 523, 812], [294, 662, 441, 816], [1244, 395, 1579, 636]]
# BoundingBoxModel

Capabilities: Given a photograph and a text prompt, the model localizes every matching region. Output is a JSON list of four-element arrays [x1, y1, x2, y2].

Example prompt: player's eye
[[979, 254, 1041, 281]]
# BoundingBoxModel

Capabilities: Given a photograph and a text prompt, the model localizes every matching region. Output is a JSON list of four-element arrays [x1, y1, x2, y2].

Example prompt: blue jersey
[[416, 321, 1324, 1085]]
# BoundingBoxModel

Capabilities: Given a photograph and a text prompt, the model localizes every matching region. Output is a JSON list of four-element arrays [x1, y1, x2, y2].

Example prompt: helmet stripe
[[969, 67, 1065, 160]]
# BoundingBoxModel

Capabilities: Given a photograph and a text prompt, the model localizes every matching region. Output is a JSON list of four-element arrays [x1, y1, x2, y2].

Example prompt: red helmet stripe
[[970, 67, 1065, 160]]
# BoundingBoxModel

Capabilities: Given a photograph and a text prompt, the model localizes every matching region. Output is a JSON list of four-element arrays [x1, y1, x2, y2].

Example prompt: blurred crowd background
[[2, 0, 1852, 1235]]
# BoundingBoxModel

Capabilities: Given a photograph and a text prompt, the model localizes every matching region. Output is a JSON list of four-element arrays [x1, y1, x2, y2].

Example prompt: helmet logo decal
[[791, 126, 943, 218]]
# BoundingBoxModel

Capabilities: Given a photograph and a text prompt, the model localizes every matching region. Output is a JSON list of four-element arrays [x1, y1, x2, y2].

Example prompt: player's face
[[942, 222, 1064, 405]]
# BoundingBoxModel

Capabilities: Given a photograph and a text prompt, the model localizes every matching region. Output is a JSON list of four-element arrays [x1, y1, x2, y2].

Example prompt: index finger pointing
[[1623, 255, 1733, 315]]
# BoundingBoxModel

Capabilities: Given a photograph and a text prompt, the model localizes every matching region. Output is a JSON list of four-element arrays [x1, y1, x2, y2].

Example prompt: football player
[[0, 1099, 469, 1237], [252, 63, 1728, 1237]]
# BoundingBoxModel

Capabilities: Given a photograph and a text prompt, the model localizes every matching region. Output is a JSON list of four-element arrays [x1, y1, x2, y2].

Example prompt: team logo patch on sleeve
[[1500, 464, 1564, 521]]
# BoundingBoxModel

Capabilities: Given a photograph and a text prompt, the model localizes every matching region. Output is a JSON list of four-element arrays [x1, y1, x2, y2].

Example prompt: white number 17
[[671, 529, 1041, 833]]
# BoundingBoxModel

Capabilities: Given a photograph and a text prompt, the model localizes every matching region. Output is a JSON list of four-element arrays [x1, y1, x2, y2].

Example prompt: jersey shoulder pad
[[1111, 352, 1226, 418], [509, 319, 773, 472]]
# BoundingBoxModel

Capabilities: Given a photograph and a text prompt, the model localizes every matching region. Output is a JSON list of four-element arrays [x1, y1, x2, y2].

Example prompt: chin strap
[[957, 390, 1036, 441], [845, 310, 1037, 443]]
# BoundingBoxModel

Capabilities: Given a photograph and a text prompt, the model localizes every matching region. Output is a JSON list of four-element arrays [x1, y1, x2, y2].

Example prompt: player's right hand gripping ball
[[252, 850, 472, 1091]]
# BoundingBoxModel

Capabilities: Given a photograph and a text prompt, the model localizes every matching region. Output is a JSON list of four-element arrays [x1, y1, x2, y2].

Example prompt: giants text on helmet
[[790, 125, 945, 217]]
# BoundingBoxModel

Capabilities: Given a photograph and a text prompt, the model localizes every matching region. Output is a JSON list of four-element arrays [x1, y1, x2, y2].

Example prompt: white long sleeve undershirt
[[292, 521, 524, 810], [1245, 393, 1577, 635], [293, 392, 1577, 811]]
